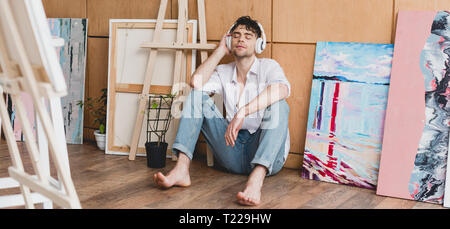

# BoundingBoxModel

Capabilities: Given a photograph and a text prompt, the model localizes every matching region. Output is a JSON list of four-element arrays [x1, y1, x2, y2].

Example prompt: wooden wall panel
[[87, 0, 172, 36], [395, 0, 450, 12], [84, 37, 109, 141], [284, 153, 303, 169], [393, 0, 450, 41], [273, 0, 394, 44], [272, 43, 316, 154], [173, 0, 272, 41], [42, 0, 87, 18]]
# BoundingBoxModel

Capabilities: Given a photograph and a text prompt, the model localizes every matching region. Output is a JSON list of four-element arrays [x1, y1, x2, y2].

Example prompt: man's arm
[[225, 83, 289, 147], [190, 34, 230, 90]]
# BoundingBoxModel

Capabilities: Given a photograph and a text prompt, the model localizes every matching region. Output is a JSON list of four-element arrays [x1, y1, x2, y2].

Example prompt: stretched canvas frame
[[106, 19, 197, 156]]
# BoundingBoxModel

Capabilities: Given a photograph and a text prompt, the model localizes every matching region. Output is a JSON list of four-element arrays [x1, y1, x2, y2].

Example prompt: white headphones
[[226, 22, 267, 54]]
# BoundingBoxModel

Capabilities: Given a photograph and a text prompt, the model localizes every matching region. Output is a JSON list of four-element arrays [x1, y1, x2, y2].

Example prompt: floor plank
[[0, 142, 446, 209]]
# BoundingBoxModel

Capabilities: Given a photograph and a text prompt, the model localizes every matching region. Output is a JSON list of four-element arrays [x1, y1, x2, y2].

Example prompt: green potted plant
[[145, 93, 175, 168], [78, 88, 107, 150]]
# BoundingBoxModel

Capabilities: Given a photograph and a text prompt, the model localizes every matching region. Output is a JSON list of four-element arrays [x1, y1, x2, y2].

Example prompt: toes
[[236, 191, 260, 206], [248, 197, 260, 206], [154, 172, 169, 188], [237, 192, 253, 206], [236, 192, 246, 204], [237, 192, 246, 201], [245, 197, 256, 206]]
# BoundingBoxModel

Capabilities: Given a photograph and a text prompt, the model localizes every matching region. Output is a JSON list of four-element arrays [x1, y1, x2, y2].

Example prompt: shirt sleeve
[[200, 69, 223, 95], [266, 61, 291, 98]]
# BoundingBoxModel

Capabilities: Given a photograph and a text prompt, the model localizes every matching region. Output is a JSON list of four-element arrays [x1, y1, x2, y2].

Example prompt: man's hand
[[189, 33, 231, 90], [225, 108, 245, 147], [217, 33, 231, 56]]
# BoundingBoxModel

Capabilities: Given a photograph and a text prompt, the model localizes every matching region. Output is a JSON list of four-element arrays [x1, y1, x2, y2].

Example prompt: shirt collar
[[231, 57, 259, 84]]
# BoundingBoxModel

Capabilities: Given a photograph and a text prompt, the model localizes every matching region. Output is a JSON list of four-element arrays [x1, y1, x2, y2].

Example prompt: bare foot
[[237, 165, 266, 206], [236, 183, 262, 206], [153, 167, 191, 189]]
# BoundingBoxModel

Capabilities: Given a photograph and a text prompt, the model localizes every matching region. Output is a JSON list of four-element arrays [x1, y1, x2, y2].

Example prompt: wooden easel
[[0, 0, 81, 209], [128, 0, 216, 166]]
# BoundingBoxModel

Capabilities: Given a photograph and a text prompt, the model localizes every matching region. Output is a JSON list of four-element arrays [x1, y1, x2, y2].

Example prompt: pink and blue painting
[[376, 11, 450, 205], [301, 41, 394, 189], [9, 18, 87, 144]]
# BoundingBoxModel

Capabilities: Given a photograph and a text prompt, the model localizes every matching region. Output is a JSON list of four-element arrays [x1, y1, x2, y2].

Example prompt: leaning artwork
[[48, 18, 88, 144], [302, 41, 394, 189], [9, 18, 87, 144], [377, 11, 450, 205]]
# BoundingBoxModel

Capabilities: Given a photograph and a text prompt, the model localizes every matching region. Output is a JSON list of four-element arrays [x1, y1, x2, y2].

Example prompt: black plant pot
[[145, 142, 168, 168]]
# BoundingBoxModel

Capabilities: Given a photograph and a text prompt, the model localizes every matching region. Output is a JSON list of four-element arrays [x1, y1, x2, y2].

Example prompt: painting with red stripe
[[302, 41, 394, 189]]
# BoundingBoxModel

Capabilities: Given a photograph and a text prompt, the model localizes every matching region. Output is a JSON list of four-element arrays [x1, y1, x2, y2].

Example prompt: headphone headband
[[227, 22, 265, 39]]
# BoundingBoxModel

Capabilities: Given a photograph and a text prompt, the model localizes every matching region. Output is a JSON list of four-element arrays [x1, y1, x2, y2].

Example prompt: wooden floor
[[0, 142, 446, 209]]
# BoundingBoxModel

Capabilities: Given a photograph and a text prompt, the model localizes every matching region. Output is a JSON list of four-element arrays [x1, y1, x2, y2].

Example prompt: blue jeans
[[172, 90, 289, 176]]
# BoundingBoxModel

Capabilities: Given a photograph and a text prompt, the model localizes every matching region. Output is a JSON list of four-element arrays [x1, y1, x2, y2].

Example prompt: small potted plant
[[78, 88, 107, 150], [145, 93, 175, 168]]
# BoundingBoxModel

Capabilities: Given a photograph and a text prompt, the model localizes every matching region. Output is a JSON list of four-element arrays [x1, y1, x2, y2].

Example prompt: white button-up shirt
[[201, 58, 291, 160]]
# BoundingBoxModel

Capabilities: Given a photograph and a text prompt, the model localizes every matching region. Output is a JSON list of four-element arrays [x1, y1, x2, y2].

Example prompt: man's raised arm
[[190, 34, 230, 90]]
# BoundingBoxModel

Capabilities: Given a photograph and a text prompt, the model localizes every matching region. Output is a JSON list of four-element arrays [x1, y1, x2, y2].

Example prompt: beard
[[232, 48, 254, 59]]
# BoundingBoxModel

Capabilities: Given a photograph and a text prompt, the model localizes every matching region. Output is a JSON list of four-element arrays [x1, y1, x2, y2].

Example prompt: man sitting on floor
[[153, 16, 291, 206]]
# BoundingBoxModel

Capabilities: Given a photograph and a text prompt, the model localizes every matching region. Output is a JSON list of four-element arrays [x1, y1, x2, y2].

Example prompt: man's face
[[231, 25, 257, 58]]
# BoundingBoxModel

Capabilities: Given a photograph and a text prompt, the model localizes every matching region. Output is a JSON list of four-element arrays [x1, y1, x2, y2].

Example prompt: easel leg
[[49, 98, 69, 197], [128, 0, 169, 160], [36, 98, 53, 209], [49, 98, 70, 170], [197, 0, 213, 167], [0, 89, 34, 209]]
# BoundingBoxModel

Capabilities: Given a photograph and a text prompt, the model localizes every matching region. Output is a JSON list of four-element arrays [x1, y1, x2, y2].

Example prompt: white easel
[[127, 0, 216, 166], [0, 0, 81, 209]]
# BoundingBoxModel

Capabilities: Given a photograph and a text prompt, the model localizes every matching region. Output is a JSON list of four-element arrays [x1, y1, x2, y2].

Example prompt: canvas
[[106, 20, 197, 156], [6, 93, 36, 141], [376, 11, 450, 205], [48, 18, 87, 144], [11, 18, 87, 144], [301, 41, 394, 189]]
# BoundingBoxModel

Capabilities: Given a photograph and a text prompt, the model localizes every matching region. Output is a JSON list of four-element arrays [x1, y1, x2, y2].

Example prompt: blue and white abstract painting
[[302, 41, 394, 189]]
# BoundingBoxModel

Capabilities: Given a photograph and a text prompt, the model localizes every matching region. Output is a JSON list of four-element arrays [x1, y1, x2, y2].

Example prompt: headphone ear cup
[[226, 36, 232, 51], [255, 38, 263, 54], [260, 39, 266, 52]]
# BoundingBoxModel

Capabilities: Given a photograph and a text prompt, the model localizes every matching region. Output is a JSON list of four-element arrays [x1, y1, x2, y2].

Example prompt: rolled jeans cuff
[[250, 158, 274, 176], [172, 143, 193, 160]]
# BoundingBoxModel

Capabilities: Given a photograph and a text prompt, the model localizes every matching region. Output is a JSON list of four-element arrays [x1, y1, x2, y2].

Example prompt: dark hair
[[229, 16, 261, 38]]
